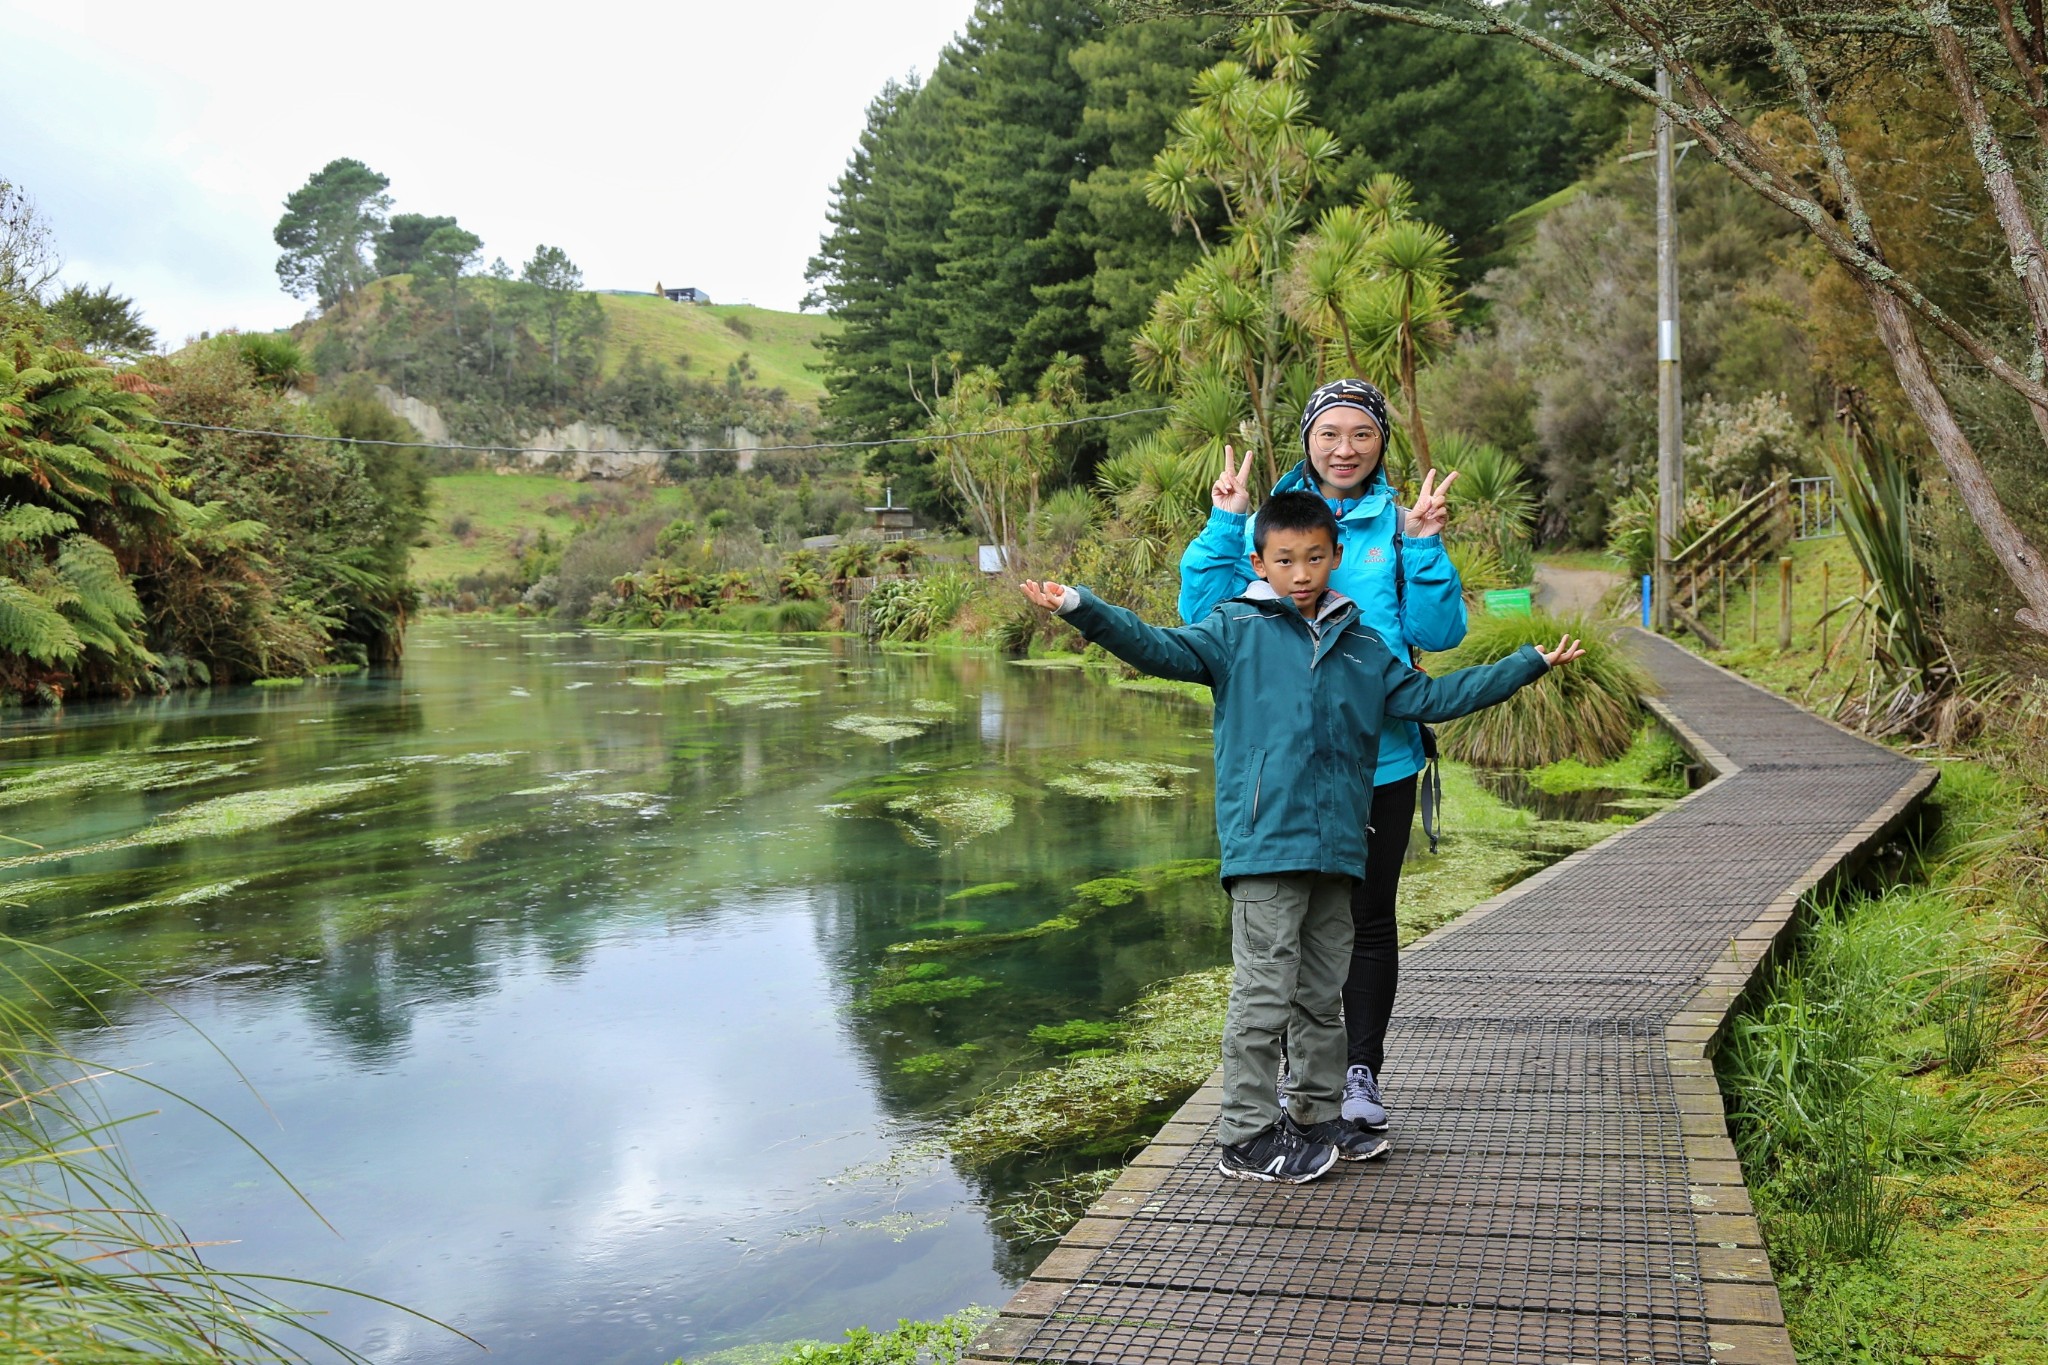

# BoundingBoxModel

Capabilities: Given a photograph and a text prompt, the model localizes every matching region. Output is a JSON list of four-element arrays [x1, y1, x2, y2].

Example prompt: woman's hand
[[1020, 580, 1070, 613], [1406, 467, 1460, 538], [1539, 635, 1586, 668], [1211, 444, 1255, 516]]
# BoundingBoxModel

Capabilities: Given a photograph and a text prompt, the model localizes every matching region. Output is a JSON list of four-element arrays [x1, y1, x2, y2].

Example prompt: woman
[[1177, 378, 1463, 1132]]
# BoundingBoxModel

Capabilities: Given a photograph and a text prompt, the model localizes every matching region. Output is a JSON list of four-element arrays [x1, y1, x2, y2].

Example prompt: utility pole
[[1654, 64, 1685, 632]]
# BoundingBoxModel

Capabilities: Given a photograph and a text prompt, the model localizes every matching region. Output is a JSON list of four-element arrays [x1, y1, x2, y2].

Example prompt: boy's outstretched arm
[[1381, 633, 1585, 723], [1022, 580, 1223, 685]]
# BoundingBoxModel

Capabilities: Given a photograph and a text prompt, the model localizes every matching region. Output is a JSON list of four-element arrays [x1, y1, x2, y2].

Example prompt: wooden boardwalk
[[968, 630, 1936, 1365]]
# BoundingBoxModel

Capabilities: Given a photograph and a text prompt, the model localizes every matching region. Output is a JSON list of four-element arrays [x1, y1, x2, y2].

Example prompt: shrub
[[863, 569, 973, 642], [1433, 611, 1647, 767]]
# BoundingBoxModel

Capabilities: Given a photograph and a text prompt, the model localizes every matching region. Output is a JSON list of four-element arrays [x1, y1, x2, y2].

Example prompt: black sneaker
[[1217, 1121, 1340, 1183], [1292, 1115, 1392, 1162]]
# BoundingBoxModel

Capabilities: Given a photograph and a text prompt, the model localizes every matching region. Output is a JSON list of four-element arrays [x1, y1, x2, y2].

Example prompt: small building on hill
[[655, 281, 712, 304], [866, 488, 917, 541]]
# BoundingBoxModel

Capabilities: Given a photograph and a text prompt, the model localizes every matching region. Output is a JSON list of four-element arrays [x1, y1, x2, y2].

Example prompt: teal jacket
[[1177, 459, 1467, 786], [1060, 582, 1547, 882]]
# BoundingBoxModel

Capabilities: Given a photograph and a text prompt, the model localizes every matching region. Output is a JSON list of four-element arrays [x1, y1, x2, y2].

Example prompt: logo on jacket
[[1365, 546, 1386, 563]]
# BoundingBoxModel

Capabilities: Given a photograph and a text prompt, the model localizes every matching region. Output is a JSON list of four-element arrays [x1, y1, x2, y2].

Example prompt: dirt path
[[1533, 561, 1626, 617]]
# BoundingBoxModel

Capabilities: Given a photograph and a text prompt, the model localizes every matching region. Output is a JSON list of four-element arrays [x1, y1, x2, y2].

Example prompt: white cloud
[[2, 0, 977, 345]]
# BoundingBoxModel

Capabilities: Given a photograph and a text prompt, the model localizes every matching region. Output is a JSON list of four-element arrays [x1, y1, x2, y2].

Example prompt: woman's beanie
[[1299, 378, 1390, 456]]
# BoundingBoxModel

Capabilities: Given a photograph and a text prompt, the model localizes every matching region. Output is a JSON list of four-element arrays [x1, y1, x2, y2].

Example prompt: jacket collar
[[1272, 459, 1394, 521], [1240, 580, 1356, 627]]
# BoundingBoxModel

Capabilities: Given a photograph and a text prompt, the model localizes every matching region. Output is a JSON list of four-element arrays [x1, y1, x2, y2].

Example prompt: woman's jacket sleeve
[[1397, 532, 1468, 653], [1177, 508, 1255, 626]]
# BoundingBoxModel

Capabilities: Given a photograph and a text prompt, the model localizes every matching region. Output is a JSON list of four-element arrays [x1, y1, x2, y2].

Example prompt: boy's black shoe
[[1217, 1121, 1339, 1183], [1292, 1115, 1392, 1162]]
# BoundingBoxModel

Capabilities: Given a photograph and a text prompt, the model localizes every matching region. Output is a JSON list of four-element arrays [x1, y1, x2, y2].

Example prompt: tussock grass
[[1432, 611, 1648, 767]]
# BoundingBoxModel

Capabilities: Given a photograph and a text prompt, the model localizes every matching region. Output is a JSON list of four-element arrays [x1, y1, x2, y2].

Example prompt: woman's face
[[1306, 406, 1384, 499]]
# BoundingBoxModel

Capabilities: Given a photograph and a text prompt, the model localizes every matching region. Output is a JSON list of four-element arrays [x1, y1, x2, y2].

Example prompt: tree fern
[[0, 501, 77, 545], [0, 578, 83, 664]]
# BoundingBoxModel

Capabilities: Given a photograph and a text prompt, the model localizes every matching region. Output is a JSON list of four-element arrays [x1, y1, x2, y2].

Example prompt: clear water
[[0, 622, 1241, 1364]]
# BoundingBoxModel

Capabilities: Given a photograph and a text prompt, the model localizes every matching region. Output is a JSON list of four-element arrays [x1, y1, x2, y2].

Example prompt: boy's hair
[[1253, 490, 1341, 553]]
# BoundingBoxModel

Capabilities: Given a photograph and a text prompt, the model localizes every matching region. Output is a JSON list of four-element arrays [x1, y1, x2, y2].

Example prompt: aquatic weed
[[1046, 759, 1197, 800], [989, 1169, 1120, 1243], [907, 918, 988, 934], [950, 969, 1230, 1163], [858, 974, 995, 1011], [943, 882, 1018, 903], [884, 789, 1015, 843], [1030, 1020, 1122, 1052], [0, 777, 394, 871], [832, 714, 929, 743]]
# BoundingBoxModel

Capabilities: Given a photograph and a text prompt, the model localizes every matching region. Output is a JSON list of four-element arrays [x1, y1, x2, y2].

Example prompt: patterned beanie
[[1299, 378, 1390, 457]]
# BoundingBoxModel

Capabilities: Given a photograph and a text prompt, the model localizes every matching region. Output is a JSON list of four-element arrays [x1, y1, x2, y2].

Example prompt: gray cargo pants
[[1217, 871, 1355, 1146]]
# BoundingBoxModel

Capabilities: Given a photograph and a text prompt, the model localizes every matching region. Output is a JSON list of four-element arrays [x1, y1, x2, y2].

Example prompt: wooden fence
[[1668, 480, 1792, 648]]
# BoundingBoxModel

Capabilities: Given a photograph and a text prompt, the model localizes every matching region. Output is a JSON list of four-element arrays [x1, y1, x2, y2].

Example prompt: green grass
[[1710, 761, 2048, 1364], [593, 297, 835, 403], [413, 473, 686, 586]]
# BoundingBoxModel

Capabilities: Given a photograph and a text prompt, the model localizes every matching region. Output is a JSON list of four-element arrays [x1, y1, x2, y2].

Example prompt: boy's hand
[[1210, 444, 1255, 516], [1539, 634, 1586, 668], [1021, 580, 1070, 613], [1406, 468, 1460, 538]]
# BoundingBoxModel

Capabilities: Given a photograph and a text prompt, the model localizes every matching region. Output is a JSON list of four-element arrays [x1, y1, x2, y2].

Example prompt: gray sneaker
[[1342, 1064, 1388, 1130]]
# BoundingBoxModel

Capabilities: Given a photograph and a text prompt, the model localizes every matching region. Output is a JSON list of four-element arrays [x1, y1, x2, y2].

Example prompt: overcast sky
[[3, 0, 979, 347]]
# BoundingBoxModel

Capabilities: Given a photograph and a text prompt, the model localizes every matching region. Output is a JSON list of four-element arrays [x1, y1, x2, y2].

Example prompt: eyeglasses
[[1310, 429, 1382, 452]]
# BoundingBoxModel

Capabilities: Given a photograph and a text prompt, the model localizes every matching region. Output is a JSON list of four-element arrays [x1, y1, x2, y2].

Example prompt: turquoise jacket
[[1059, 582, 1546, 882], [1177, 459, 1467, 785]]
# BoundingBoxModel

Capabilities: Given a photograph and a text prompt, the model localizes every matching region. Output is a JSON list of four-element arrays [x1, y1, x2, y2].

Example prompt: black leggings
[[1345, 774, 1417, 1075]]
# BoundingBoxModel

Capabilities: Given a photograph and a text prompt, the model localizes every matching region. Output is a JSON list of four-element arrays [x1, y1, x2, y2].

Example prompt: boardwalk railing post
[[1749, 562, 1758, 643], [1778, 556, 1794, 652]]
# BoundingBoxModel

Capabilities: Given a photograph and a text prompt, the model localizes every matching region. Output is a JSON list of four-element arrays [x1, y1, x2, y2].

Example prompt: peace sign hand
[[1211, 444, 1255, 516], [1406, 467, 1461, 539]]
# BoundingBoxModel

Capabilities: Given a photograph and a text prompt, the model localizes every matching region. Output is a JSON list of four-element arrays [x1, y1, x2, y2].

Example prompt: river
[[2, 621, 1243, 1364], [0, 619, 1637, 1364]]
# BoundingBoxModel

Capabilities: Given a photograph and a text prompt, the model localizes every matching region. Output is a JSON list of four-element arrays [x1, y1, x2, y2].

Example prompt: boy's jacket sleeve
[[1177, 507, 1255, 625], [1397, 532, 1468, 652], [1065, 587, 1227, 686], [1382, 643, 1548, 723]]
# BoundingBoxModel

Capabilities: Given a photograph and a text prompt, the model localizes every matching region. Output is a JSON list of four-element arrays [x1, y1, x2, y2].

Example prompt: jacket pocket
[[1241, 747, 1268, 836]]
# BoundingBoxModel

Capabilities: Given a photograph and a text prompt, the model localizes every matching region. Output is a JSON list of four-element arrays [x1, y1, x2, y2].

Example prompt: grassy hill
[[414, 473, 688, 589], [595, 296, 834, 403], [298, 279, 836, 407]]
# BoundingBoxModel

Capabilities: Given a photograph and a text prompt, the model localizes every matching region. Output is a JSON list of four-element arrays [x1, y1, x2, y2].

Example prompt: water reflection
[[0, 623, 1232, 1363]]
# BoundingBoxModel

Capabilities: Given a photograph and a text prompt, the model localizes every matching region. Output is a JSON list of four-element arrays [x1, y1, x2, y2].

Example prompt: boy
[[1022, 491, 1583, 1182]]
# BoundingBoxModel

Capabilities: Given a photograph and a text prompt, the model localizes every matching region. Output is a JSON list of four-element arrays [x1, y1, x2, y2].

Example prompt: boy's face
[[1251, 527, 1342, 613]]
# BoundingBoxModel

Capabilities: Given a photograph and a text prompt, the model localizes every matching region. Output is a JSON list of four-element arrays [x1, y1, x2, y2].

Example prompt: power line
[[151, 405, 1170, 458]]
